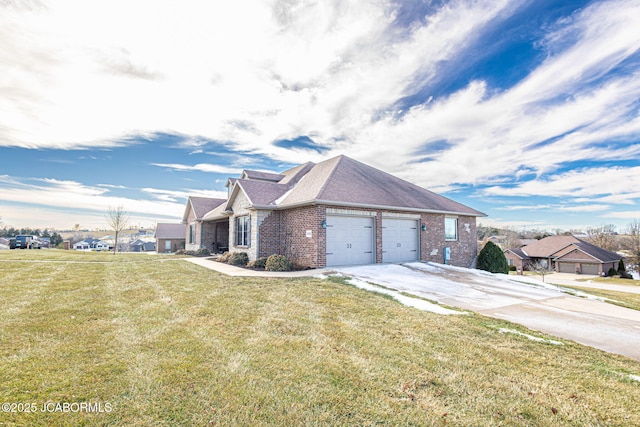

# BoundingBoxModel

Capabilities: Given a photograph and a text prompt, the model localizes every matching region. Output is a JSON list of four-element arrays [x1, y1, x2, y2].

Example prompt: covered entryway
[[382, 218, 419, 263], [325, 215, 374, 266]]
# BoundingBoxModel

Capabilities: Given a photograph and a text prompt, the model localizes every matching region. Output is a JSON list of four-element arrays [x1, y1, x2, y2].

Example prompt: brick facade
[[231, 204, 478, 269], [156, 238, 185, 253], [184, 205, 227, 253]]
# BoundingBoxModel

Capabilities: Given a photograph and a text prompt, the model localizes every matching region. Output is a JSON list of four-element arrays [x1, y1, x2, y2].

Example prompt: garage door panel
[[326, 216, 374, 267], [581, 264, 599, 275], [382, 218, 419, 263]]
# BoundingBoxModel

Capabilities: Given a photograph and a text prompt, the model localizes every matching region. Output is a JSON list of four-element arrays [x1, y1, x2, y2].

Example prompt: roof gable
[[182, 196, 226, 222], [571, 240, 621, 263]]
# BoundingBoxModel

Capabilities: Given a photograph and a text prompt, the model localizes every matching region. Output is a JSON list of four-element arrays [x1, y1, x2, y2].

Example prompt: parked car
[[14, 235, 41, 249]]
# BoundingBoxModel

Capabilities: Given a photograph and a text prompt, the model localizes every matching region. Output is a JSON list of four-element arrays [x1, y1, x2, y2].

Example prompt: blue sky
[[1, 0, 639, 232]]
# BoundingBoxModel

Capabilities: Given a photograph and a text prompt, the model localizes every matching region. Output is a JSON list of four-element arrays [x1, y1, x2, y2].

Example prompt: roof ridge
[[313, 155, 345, 199]]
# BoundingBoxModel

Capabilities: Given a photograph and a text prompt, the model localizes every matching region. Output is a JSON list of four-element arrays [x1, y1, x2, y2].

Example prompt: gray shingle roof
[[183, 196, 226, 221], [570, 240, 621, 263], [229, 155, 485, 216], [279, 155, 485, 215], [155, 223, 186, 239], [241, 170, 285, 182]]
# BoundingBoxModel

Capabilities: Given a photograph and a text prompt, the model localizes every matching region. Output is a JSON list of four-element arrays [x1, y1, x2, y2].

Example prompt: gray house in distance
[[182, 155, 485, 268]]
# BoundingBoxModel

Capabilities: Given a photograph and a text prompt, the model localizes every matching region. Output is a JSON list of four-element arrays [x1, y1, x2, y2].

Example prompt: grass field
[[1, 250, 639, 426], [561, 285, 640, 312]]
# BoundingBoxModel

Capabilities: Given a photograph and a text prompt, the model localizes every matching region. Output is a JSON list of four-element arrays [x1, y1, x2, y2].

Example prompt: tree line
[[0, 227, 64, 247]]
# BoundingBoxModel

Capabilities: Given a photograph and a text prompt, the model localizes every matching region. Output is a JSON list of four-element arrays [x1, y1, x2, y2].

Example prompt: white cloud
[[0, 176, 185, 225], [1, 0, 639, 226], [483, 166, 640, 203], [151, 163, 241, 174]]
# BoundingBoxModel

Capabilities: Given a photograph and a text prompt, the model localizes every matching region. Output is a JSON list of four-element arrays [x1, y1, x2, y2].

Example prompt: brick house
[[182, 155, 485, 268], [504, 235, 622, 275], [155, 223, 186, 253]]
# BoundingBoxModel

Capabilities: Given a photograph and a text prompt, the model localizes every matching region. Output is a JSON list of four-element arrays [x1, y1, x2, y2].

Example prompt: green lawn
[[1, 250, 639, 426], [560, 285, 640, 312]]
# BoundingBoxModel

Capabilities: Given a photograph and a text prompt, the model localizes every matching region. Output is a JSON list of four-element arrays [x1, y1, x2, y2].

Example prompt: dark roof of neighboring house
[[225, 155, 485, 217], [155, 223, 186, 239], [557, 240, 621, 263], [505, 248, 529, 259], [182, 196, 226, 222]]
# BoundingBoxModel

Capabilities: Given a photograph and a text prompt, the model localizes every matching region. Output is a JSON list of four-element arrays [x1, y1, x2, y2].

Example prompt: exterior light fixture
[[421, 223, 427, 231], [321, 220, 327, 229]]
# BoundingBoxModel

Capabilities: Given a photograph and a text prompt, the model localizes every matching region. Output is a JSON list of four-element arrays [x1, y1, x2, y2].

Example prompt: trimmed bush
[[477, 241, 509, 274], [228, 252, 249, 266], [248, 257, 268, 270], [216, 252, 231, 263], [608, 267, 618, 277], [265, 254, 292, 272], [195, 248, 210, 257]]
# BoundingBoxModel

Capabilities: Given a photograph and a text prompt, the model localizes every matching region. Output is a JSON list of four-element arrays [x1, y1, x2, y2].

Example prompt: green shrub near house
[[477, 241, 509, 274], [248, 257, 268, 270], [228, 252, 249, 266], [265, 254, 292, 271]]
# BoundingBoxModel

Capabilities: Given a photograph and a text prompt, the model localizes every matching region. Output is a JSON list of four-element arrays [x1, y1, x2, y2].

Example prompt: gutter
[[248, 199, 487, 217]]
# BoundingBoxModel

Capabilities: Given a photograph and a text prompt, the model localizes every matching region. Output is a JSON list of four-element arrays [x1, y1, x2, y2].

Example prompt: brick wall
[[420, 213, 477, 267], [222, 200, 478, 269], [156, 238, 185, 253], [254, 206, 324, 268]]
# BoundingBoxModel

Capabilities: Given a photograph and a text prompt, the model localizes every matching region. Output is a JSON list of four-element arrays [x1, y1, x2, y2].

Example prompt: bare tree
[[105, 205, 130, 254], [624, 219, 640, 272], [585, 224, 617, 251], [530, 260, 553, 283]]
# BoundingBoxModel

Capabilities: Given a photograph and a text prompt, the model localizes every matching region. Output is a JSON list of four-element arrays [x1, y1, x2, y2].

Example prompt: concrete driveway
[[334, 263, 640, 361]]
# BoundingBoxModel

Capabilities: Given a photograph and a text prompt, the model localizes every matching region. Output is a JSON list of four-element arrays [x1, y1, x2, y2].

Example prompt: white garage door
[[382, 218, 419, 263], [326, 215, 374, 267]]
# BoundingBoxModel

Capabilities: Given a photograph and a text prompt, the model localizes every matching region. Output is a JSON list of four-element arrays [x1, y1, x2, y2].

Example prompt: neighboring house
[[183, 155, 485, 268], [129, 239, 156, 252], [73, 239, 110, 251], [505, 235, 622, 275], [155, 223, 186, 253]]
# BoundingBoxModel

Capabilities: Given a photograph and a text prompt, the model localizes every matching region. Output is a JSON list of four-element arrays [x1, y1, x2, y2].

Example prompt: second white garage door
[[382, 218, 419, 263], [326, 215, 375, 267]]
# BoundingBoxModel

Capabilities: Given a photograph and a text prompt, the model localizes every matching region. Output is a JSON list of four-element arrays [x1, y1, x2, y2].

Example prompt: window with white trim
[[189, 224, 196, 244], [444, 217, 458, 241], [235, 215, 251, 247]]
